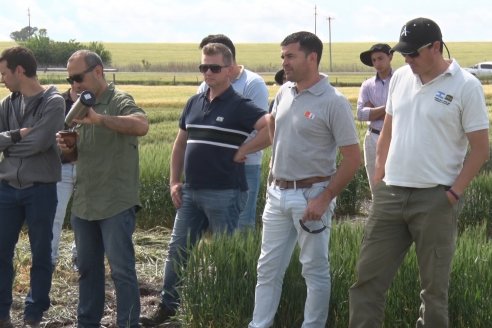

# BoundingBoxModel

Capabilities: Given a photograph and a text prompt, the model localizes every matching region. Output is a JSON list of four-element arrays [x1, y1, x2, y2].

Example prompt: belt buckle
[[275, 180, 288, 190]]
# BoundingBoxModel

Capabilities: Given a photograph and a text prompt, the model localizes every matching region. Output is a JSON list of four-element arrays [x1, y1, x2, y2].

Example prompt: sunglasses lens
[[67, 74, 83, 84], [199, 64, 223, 73], [209, 65, 221, 73]]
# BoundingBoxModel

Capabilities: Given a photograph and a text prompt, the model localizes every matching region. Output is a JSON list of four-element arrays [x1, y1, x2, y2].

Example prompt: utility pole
[[28, 8, 31, 38], [327, 16, 334, 72], [314, 5, 317, 35]]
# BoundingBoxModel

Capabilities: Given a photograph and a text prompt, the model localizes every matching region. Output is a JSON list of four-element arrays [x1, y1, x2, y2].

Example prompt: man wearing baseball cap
[[356, 43, 393, 195], [349, 17, 489, 327]]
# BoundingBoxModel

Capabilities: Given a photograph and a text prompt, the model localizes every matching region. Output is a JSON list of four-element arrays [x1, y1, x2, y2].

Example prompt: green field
[[1, 40, 491, 74], [1, 83, 490, 111], [2, 43, 491, 326], [2, 40, 490, 86], [59, 41, 492, 72]]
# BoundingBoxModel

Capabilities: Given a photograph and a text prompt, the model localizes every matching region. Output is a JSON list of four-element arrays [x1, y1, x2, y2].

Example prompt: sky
[[0, 0, 491, 44]]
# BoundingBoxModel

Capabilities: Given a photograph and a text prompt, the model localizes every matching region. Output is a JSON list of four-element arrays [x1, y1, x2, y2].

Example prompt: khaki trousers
[[363, 130, 378, 195], [349, 183, 459, 328]]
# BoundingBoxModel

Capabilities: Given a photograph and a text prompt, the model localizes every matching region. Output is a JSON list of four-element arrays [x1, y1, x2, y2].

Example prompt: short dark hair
[[68, 50, 104, 69], [199, 34, 236, 61], [202, 43, 233, 67], [281, 31, 323, 65], [0, 46, 38, 77]]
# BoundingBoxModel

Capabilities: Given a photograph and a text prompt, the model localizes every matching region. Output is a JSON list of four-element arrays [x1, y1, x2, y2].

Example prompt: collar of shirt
[[376, 69, 393, 84]]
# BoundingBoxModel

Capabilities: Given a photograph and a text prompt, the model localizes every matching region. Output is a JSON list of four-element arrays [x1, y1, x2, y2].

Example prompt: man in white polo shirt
[[349, 17, 489, 328]]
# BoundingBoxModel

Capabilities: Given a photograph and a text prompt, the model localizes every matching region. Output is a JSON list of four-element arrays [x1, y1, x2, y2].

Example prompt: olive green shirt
[[72, 83, 146, 220]]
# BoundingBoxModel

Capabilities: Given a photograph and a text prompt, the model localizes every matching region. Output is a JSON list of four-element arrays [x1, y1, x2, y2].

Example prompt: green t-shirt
[[72, 83, 146, 220]]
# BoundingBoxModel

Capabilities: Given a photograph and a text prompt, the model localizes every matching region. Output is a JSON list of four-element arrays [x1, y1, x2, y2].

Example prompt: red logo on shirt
[[304, 111, 315, 120]]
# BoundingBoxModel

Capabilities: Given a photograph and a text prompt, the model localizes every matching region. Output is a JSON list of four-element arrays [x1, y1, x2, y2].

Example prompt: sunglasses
[[66, 65, 97, 84], [404, 43, 433, 58], [198, 64, 228, 74], [299, 219, 327, 234]]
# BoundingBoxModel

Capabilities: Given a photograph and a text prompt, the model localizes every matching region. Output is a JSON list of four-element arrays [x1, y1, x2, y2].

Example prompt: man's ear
[[94, 65, 104, 78], [15, 65, 25, 76], [308, 52, 318, 65], [225, 65, 234, 79]]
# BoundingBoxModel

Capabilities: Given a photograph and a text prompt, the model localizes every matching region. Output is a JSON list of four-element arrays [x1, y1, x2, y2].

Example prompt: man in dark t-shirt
[[141, 43, 270, 326]]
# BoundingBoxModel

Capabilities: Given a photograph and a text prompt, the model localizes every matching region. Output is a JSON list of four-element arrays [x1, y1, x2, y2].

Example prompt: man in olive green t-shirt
[[57, 50, 149, 328]]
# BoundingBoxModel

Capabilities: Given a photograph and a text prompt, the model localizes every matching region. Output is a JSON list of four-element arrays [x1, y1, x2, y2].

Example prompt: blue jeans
[[239, 164, 261, 230], [160, 186, 247, 310], [249, 181, 335, 328], [71, 207, 140, 328], [0, 181, 57, 321], [51, 163, 76, 265]]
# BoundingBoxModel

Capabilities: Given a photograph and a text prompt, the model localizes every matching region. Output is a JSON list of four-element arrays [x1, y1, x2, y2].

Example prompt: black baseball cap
[[392, 17, 442, 54], [360, 43, 392, 67]]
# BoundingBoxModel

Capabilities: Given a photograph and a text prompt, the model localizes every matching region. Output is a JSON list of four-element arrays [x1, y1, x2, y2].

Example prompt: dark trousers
[[0, 181, 57, 321]]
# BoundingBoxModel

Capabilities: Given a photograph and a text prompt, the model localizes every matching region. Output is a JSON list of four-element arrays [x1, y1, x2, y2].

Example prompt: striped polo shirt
[[180, 86, 266, 190]]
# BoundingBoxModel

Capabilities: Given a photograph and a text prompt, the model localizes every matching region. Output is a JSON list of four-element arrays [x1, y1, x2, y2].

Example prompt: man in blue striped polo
[[141, 42, 270, 326]]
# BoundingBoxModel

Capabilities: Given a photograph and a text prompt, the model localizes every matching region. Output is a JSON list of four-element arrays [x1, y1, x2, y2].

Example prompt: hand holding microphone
[[65, 90, 96, 127]]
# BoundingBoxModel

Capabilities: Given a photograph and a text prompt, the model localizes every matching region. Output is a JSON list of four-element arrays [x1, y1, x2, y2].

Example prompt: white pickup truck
[[464, 62, 492, 79]]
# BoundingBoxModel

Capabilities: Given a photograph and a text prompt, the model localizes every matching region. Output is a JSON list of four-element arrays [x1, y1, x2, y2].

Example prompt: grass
[[10, 227, 173, 327], [2, 71, 492, 326], [0, 40, 492, 328], [174, 222, 491, 327], [10, 221, 490, 327]]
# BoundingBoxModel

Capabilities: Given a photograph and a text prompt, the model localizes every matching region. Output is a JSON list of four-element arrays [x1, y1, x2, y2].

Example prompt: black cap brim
[[392, 41, 418, 54], [360, 44, 393, 66]]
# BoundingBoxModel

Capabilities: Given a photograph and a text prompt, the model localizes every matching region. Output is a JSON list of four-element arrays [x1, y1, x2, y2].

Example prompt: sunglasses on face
[[299, 219, 327, 234], [198, 64, 228, 74], [404, 43, 433, 58], [66, 65, 97, 85]]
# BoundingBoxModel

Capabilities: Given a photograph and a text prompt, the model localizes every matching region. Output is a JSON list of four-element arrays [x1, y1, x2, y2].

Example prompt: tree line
[[10, 25, 112, 67]]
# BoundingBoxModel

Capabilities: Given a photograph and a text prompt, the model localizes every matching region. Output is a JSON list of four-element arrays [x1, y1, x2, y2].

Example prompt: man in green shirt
[[57, 50, 149, 328]]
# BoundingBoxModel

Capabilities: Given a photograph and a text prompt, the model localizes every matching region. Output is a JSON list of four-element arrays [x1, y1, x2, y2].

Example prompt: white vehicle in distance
[[464, 62, 492, 79]]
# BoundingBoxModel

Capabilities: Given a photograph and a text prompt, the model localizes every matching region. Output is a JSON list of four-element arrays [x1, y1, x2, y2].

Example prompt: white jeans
[[249, 181, 335, 328], [51, 163, 76, 265], [364, 130, 378, 195]]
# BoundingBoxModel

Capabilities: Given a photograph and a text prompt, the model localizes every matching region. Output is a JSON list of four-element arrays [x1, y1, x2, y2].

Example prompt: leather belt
[[274, 176, 330, 189], [369, 127, 380, 135]]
